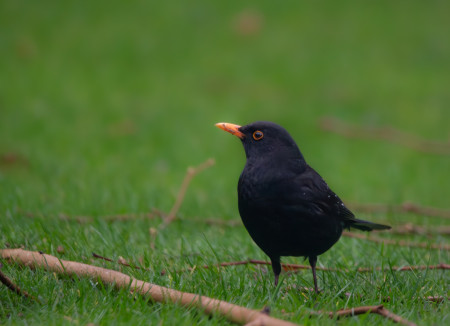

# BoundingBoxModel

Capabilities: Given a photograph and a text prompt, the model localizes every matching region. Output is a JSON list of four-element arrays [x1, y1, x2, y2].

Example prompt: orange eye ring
[[253, 130, 264, 140]]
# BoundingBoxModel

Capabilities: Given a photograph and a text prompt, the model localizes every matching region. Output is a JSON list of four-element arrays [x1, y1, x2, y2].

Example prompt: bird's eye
[[253, 130, 264, 141]]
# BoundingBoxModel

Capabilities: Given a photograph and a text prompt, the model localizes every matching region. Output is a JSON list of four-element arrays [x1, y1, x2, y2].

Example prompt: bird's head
[[215, 121, 305, 164]]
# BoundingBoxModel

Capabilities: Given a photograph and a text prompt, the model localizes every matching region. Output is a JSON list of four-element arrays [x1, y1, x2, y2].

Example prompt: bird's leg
[[270, 256, 281, 286], [308, 255, 318, 294]]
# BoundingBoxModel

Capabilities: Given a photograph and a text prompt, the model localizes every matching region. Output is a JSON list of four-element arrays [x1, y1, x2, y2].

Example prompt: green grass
[[1, 0, 449, 325]]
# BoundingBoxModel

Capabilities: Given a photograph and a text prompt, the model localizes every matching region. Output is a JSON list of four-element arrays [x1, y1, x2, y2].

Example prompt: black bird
[[216, 121, 390, 293]]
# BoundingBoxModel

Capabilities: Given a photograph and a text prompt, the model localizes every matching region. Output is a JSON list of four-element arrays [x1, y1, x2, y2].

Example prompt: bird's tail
[[348, 218, 391, 232]]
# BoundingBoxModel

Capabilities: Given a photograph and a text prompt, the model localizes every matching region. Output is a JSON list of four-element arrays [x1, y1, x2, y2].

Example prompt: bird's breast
[[238, 169, 277, 202]]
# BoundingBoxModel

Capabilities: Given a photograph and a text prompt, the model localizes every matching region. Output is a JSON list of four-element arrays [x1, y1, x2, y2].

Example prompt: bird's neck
[[244, 154, 307, 183]]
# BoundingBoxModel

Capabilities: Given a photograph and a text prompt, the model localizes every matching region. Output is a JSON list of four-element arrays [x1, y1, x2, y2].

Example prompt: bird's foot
[[274, 274, 279, 287]]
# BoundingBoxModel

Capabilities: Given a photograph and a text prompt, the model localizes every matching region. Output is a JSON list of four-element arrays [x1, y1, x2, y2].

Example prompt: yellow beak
[[215, 122, 245, 139]]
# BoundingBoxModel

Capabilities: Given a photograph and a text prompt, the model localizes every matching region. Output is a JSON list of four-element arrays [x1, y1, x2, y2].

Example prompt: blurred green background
[[1, 1, 449, 325], [1, 0, 449, 215]]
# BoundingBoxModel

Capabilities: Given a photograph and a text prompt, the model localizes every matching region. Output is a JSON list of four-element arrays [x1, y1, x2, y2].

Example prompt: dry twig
[[188, 217, 450, 237], [424, 296, 449, 303], [92, 252, 150, 271], [59, 212, 157, 223], [313, 304, 417, 326], [1, 249, 297, 326], [349, 202, 450, 220], [342, 232, 450, 251], [158, 259, 449, 276], [90, 250, 448, 275], [361, 294, 449, 303], [390, 224, 450, 236], [20, 210, 158, 224], [163, 158, 215, 225], [194, 217, 241, 227], [161, 261, 251, 276], [247, 260, 450, 273], [319, 116, 450, 155], [0, 264, 40, 303], [375, 306, 418, 326]]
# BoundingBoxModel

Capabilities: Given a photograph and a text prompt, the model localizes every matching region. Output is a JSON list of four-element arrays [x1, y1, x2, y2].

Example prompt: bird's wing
[[244, 165, 389, 231], [260, 165, 355, 222], [286, 167, 391, 231]]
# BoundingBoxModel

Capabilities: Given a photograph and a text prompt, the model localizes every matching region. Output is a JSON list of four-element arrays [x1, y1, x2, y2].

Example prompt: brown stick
[[247, 260, 449, 273], [204, 261, 251, 269], [1, 249, 298, 326], [376, 306, 418, 326], [314, 305, 417, 326], [335, 305, 386, 318], [358, 263, 450, 272], [159, 258, 449, 276], [190, 217, 450, 238], [349, 202, 450, 220], [92, 252, 114, 262], [92, 252, 151, 271], [424, 296, 449, 303], [389, 224, 450, 236], [342, 232, 450, 251], [163, 158, 215, 225], [319, 116, 450, 155], [21, 212, 151, 224], [249, 260, 314, 271], [197, 216, 450, 236], [342, 292, 449, 303], [59, 212, 157, 223], [182, 216, 450, 236], [195, 218, 242, 227], [314, 304, 384, 318], [103, 212, 156, 222], [161, 260, 252, 275], [0, 264, 40, 303]]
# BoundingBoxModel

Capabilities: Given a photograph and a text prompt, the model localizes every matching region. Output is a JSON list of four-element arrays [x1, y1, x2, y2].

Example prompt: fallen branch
[[362, 294, 450, 303], [319, 116, 450, 155], [60, 212, 158, 223], [1, 249, 298, 326], [342, 232, 450, 251], [424, 296, 449, 303], [90, 251, 448, 275], [0, 263, 40, 303], [247, 260, 449, 273], [248, 260, 315, 272], [22, 208, 241, 227], [92, 252, 151, 272], [349, 202, 450, 220], [161, 260, 251, 276], [20, 210, 159, 224], [314, 304, 417, 326], [163, 158, 215, 226], [327, 304, 385, 318], [189, 217, 450, 237], [193, 217, 241, 227], [390, 223, 450, 236], [159, 258, 449, 276], [366, 263, 450, 272], [376, 306, 418, 326]]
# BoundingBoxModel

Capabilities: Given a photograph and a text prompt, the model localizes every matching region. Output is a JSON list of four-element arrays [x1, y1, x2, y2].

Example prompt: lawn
[[1, 1, 449, 325]]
